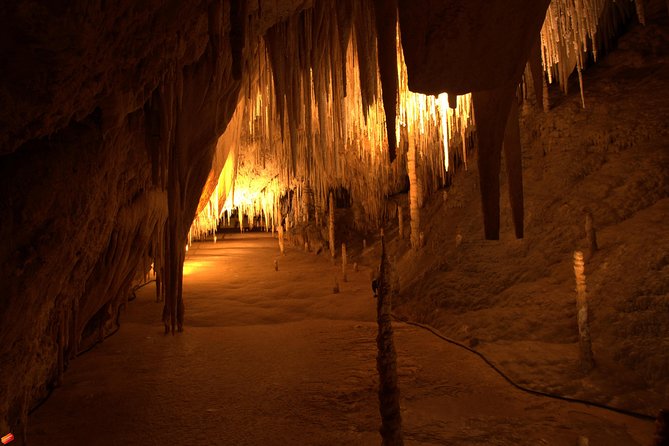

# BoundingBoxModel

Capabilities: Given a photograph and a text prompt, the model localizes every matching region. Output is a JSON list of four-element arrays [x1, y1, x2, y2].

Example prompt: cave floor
[[27, 233, 653, 445]]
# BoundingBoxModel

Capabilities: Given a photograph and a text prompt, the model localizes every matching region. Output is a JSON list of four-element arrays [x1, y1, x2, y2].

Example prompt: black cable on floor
[[392, 314, 656, 422]]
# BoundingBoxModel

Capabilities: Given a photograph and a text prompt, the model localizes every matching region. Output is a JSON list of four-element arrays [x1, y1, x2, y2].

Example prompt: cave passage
[[26, 234, 652, 445]]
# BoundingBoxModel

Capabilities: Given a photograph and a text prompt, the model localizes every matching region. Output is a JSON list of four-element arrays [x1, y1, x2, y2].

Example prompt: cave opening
[[1, 0, 669, 444]]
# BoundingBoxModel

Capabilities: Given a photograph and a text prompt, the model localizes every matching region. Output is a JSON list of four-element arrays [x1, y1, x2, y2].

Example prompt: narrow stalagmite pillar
[[407, 144, 422, 249], [278, 220, 285, 255], [573, 251, 595, 372], [342, 242, 348, 282], [274, 259, 279, 272], [329, 191, 336, 258], [376, 236, 404, 446], [397, 204, 404, 240], [585, 212, 598, 259]]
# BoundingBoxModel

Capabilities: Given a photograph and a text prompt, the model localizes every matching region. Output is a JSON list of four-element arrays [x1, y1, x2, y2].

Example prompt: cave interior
[[1, 0, 668, 444]]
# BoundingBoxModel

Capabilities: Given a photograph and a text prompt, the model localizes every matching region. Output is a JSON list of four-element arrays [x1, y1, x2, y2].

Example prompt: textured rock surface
[[395, 4, 669, 414], [0, 0, 309, 433], [1, 0, 662, 437], [397, 0, 551, 95]]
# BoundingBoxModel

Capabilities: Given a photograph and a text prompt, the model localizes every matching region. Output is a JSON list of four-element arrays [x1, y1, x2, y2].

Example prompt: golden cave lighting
[[182, 260, 209, 276], [193, 0, 621, 235], [191, 18, 474, 238]]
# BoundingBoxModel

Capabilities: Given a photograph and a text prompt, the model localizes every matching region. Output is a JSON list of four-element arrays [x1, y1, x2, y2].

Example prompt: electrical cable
[[392, 314, 657, 421]]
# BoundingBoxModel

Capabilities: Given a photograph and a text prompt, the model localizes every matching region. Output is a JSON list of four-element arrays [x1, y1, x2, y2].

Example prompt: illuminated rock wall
[[0, 0, 652, 433], [0, 0, 310, 432]]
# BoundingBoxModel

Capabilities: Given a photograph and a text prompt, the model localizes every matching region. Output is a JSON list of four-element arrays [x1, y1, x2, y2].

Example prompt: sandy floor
[[26, 234, 653, 445]]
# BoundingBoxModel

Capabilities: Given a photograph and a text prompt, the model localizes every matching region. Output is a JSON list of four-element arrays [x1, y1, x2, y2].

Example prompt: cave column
[[407, 143, 422, 249]]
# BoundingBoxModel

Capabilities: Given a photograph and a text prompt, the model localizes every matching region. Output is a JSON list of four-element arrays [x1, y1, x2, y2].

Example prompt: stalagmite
[[573, 251, 595, 372], [278, 224, 285, 255], [274, 259, 279, 272], [329, 191, 336, 258], [397, 204, 404, 240], [333, 277, 340, 294], [375, 236, 404, 445], [407, 143, 422, 249], [503, 94, 524, 239], [342, 242, 348, 282], [585, 212, 598, 259]]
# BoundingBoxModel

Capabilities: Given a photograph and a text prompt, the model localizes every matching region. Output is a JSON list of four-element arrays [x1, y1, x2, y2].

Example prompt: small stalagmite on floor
[[573, 251, 595, 372]]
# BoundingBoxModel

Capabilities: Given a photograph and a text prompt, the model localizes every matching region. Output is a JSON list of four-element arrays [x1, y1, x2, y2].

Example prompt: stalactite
[[374, 0, 399, 162], [473, 84, 517, 240], [376, 236, 404, 446], [407, 143, 422, 249], [539, 0, 639, 99], [193, 3, 474, 235], [528, 35, 545, 109], [502, 94, 524, 239]]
